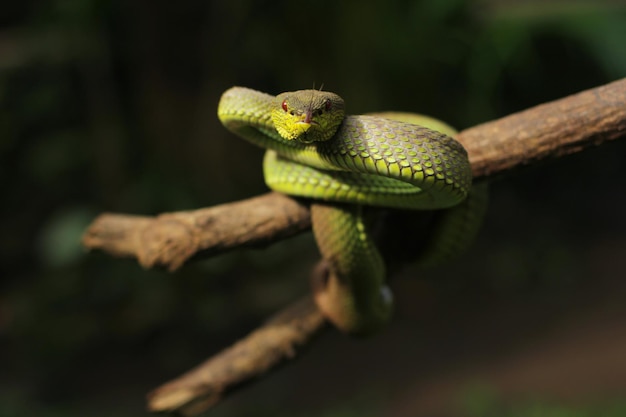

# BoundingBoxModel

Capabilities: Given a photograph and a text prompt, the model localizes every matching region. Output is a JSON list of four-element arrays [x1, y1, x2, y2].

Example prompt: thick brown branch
[[82, 192, 310, 271], [81, 79, 626, 416], [461, 78, 626, 179], [146, 296, 326, 416], [83, 78, 626, 271]]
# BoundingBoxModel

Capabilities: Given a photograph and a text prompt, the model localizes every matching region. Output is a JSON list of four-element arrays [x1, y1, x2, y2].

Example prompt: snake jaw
[[274, 113, 323, 143], [290, 120, 312, 138]]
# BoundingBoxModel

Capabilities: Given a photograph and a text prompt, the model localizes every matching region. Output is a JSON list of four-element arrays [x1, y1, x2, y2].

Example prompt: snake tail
[[310, 202, 392, 335]]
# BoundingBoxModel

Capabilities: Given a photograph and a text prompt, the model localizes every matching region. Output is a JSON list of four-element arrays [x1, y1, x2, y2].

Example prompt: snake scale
[[218, 87, 485, 335]]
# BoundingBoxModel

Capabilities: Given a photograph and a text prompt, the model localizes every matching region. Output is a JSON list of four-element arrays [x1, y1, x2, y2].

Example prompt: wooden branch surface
[[462, 78, 626, 179], [81, 79, 626, 415], [146, 296, 325, 416], [83, 192, 310, 272], [83, 78, 626, 271]]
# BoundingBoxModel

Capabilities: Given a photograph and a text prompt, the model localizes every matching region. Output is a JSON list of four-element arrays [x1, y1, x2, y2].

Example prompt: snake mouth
[[296, 120, 319, 127]]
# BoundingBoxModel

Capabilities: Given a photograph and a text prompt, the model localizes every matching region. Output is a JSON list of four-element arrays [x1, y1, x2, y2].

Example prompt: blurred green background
[[2, 0, 626, 416]]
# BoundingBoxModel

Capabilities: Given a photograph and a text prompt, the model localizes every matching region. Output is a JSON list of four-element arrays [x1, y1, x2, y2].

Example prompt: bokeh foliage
[[1, 0, 626, 416]]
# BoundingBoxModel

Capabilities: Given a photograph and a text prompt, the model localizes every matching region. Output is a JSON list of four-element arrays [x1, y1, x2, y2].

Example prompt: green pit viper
[[218, 87, 486, 335]]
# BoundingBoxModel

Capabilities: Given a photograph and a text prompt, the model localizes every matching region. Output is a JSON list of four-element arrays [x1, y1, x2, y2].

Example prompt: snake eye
[[281, 100, 289, 112], [324, 99, 332, 111]]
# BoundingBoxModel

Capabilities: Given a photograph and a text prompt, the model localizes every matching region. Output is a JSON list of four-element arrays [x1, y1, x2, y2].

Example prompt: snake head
[[272, 90, 345, 143]]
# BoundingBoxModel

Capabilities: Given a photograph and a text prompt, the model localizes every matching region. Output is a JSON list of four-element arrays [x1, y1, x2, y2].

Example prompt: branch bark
[[83, 192, 310, 272], [81, 79, 626, 416], [83, 78, 626, 271], [146, 296, 325, 416], [462, 78, 626, 179]]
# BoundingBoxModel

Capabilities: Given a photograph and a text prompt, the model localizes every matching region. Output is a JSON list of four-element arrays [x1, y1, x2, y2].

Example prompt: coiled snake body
[[218, 87, 483, 335]]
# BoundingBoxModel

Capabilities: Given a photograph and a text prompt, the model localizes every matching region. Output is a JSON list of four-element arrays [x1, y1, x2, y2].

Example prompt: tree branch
[[82, 78, 626, 271], [462, 78, 626, 179], [146, 296, 325, 416], [83, 192, 311, 272], [81, 79, 626, 416]]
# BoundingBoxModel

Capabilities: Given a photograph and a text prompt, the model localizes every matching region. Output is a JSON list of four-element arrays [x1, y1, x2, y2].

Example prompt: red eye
[[325, 99, 332, 111], [281, 100, 288, 112]]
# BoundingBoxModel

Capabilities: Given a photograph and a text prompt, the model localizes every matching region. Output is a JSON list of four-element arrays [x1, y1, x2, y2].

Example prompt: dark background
[[1, 1, 626, 416]]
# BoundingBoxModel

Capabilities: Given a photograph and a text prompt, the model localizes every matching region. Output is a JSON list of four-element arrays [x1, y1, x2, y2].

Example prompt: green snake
[[218, 87, 482, 335]]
